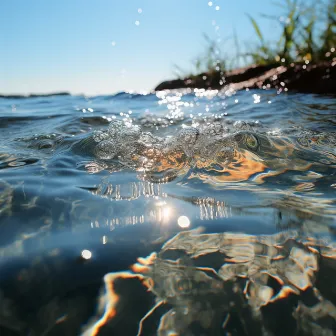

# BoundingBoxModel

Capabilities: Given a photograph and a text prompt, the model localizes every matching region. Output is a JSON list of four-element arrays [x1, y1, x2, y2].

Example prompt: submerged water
[[0, 89, 335, 335]]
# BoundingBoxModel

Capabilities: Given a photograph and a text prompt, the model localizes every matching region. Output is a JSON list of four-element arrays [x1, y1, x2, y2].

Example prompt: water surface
[[0, 89, 335, 335]]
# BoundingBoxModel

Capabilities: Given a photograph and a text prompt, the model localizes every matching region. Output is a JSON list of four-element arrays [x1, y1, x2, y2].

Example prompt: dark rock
[[154, 61, 336, 95], [155, 79, 188, 91], [262, 62, 336, 94]]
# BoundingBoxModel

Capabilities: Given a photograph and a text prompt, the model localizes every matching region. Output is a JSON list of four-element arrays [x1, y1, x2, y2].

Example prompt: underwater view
[[0, 89, 335, 335]]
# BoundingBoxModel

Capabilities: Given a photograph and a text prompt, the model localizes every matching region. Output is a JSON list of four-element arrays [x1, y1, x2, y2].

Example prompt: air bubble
[[94, 140, 118, 160]]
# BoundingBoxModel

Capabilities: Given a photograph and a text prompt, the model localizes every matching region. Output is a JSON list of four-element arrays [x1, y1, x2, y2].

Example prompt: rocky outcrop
[[154, 61, 336, 95]]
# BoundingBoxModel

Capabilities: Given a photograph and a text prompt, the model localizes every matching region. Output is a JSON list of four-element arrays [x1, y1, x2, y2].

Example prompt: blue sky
[[1, 0, 286, 95]]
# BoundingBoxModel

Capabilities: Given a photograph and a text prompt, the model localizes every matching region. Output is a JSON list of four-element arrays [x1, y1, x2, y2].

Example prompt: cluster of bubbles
[[87, 119, 336, 183], [91, 119, 253, 172]]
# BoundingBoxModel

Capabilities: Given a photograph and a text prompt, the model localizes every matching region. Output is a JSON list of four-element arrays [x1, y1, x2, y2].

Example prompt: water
[[0, 89, 335, 335]]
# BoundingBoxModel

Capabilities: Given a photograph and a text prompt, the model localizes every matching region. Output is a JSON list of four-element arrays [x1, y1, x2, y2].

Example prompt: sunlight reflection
[[162, 206, 172, 221], [177, 215, 190, 228], [81, 249, 92, 260]]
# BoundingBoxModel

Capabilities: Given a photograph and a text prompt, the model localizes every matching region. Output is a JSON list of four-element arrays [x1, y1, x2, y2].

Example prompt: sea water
[[0, 89, 335, 335]]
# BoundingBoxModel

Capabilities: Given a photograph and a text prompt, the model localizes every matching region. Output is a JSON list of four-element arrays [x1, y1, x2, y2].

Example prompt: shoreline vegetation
[[156, 0, 336, 94], [154, 61, 336, 94]]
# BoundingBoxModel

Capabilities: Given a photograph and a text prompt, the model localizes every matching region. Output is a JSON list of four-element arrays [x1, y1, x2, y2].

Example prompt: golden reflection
[[84, 229, 336, 336], [86, 272, 146, 336], [194, 150, 267, 183]]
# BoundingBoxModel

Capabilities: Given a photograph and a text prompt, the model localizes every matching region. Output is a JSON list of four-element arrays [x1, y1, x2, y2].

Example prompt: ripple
[[78, 119, 336, 187], [85, 229, 336, 336]]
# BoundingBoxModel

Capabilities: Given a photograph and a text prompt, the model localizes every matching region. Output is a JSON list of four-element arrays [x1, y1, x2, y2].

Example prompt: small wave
[[77, 119, 336, 184]]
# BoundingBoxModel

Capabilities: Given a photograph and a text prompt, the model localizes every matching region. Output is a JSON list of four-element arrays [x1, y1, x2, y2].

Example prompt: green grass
[[173, 0, 336, 79], [246, 0, 336, 65]]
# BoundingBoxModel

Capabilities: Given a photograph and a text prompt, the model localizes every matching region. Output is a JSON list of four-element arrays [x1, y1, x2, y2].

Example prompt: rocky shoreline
[[154, 61, 336, 95]]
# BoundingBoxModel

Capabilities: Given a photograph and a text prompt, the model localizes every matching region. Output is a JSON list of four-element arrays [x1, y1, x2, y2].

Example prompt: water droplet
[[138, 8, 142, 14], [135, 20, 140, 26], [81, 250, 92, 260]]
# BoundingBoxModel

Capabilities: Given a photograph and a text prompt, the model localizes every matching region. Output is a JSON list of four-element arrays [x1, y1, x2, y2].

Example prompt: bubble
[[81, 250, 92, 260], [176, 127, 199, 156], [233, 121, 250, 131], [135, 20, 140, 26], [215, 146, 234, 165], [93, 130, 109, 143], [203, 122, 223, 136], [123, 125, 141, 142], [94, 140, 118, 160], [108, 120, 124, 138]]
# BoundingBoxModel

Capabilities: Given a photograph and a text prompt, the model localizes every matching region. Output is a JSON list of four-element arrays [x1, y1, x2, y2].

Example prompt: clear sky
[[1, 0, 286, 95]]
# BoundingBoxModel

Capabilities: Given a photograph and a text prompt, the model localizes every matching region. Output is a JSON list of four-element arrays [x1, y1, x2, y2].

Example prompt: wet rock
[[154, 61, 336, 95]]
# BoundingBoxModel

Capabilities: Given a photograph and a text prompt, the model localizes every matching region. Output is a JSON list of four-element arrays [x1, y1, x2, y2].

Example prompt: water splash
[[82, 119, 336, 185]]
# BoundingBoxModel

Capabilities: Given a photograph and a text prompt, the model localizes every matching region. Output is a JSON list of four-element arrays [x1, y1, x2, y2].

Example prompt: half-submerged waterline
[[0, 89, 335, 335]]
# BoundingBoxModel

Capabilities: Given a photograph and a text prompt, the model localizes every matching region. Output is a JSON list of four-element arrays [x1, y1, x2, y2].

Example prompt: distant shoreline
[[0, 92, 71, 99]]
